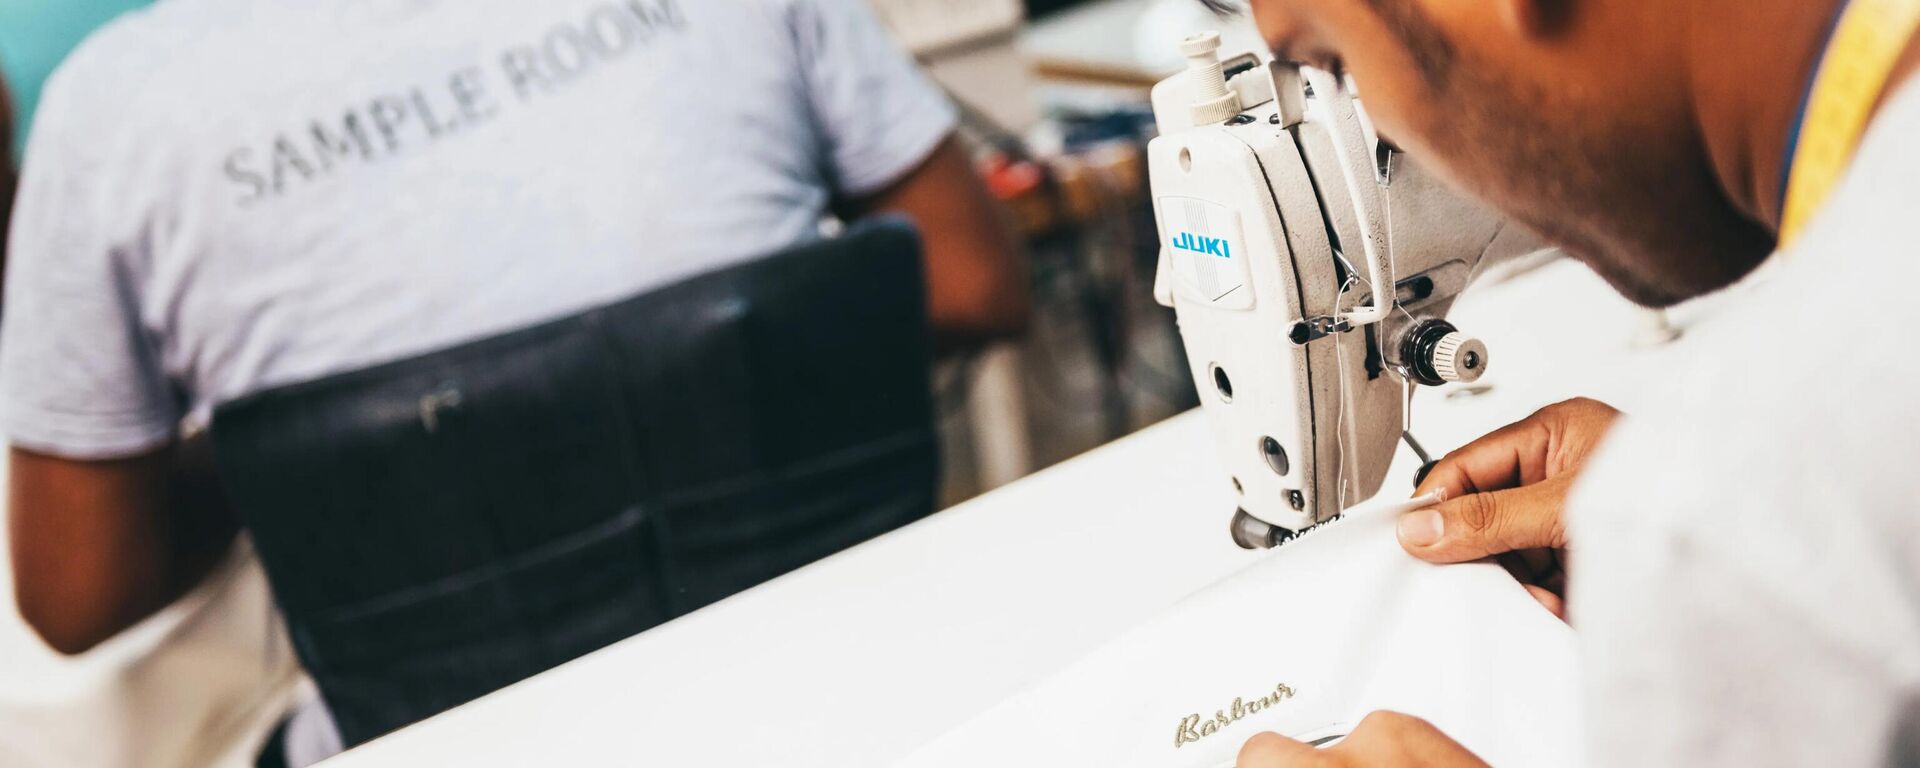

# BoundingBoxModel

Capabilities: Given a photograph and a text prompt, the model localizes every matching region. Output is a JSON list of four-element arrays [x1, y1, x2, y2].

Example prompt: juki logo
[[1172, 231, 1232, 259]]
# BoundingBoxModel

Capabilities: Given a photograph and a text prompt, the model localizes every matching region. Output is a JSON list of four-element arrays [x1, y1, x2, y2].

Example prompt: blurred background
[[0, 0, 1289, 765]]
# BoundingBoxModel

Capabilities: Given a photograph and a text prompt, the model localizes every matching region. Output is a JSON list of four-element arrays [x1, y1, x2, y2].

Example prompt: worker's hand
[[1236, 711, 1490, 767], [1399, 397, 1621, 618]]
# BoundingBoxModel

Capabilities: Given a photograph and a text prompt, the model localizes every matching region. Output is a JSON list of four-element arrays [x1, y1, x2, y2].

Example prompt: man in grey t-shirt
[[1, 0, 1022, 760]]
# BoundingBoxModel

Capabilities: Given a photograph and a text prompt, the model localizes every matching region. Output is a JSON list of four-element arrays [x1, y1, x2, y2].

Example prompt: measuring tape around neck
[[1780, 0, 1920, 247]]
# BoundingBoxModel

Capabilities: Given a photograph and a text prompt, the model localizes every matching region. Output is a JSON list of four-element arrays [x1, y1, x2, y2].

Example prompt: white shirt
[[896, 497, 1580, 768], [1567, 81, 1920, 766], [0, 0, 955, 460]]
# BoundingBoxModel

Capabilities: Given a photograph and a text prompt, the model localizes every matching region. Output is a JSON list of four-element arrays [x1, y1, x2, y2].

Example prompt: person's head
[[1216, 0, 1778, 307]]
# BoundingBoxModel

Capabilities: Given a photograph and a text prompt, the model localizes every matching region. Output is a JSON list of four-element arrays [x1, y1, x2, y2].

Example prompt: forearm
[[916, 167, 1030, 349], [923, 231, 1031, 350], [9, 437, 239, 654], [842, 137, 1031, 349]]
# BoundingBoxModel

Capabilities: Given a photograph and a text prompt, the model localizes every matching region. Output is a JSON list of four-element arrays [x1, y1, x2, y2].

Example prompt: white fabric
[[282, 689, 344, 768], [895, 497, 1579, 768], [0, 542, 301, 768], [1565, 80, 1920, 768], [0, 0, 956, 460]]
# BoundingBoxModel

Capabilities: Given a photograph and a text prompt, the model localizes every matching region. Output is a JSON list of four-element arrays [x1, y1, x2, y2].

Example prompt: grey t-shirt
[[0, 0, 956, 459], [1567, 82, 1920, 765]]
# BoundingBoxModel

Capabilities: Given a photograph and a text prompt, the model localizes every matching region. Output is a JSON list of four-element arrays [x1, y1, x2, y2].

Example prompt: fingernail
[[1398, 509, 1444, 547]]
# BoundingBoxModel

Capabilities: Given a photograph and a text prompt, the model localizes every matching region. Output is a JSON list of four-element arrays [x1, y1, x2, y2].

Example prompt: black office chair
[[212, 217, 937, 747]]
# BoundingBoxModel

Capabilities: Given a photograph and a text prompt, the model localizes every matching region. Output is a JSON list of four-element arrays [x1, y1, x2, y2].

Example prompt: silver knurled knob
[[1431, 332, 1489, 383]]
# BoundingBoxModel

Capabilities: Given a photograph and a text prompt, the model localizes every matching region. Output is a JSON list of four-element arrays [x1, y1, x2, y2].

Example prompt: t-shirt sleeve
[[0, 63, 180, 459], [786, 0, 958, 198]]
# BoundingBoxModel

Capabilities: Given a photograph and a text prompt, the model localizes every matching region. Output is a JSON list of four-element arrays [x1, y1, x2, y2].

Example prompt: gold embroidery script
[[1173, 682, 1298, 748]]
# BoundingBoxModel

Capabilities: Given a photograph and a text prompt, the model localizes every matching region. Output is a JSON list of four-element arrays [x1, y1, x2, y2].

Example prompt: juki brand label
[[1158, 196, 1254, 310]]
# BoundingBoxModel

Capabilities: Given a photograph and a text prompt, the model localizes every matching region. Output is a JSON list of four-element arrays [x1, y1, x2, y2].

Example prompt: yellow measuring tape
[[1780, 0, 1920, 247]]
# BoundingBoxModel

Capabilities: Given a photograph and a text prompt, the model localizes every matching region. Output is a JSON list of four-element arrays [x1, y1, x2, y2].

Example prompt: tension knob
[[1431, 332, 1488, 384]]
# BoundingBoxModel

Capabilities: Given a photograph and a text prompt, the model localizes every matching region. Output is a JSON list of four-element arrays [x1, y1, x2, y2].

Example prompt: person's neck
[[1687, 0, 1920, 235]]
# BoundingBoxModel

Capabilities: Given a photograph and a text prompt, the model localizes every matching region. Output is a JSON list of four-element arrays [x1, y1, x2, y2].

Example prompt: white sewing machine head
[[1148, 33, 1542, 548]]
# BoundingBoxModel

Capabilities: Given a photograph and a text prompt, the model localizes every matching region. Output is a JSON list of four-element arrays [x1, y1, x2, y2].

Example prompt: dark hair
[[1196, 0, 1241, 15]]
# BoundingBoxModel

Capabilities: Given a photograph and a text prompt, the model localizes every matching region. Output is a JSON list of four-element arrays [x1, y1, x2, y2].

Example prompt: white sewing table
[[328, 256, 1704, 766]]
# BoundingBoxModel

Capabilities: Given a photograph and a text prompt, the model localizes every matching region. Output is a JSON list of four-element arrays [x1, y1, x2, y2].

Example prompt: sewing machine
[[1148, 33, 1545, 547]]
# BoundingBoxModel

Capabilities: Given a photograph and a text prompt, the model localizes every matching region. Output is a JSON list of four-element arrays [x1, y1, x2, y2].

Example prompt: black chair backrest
[[211, 216, 936, 745]]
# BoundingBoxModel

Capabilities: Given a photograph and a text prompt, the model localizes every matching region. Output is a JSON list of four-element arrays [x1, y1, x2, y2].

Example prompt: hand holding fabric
[[1236, 712, 1490, 767], [1396, 397, 1621, 618]]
